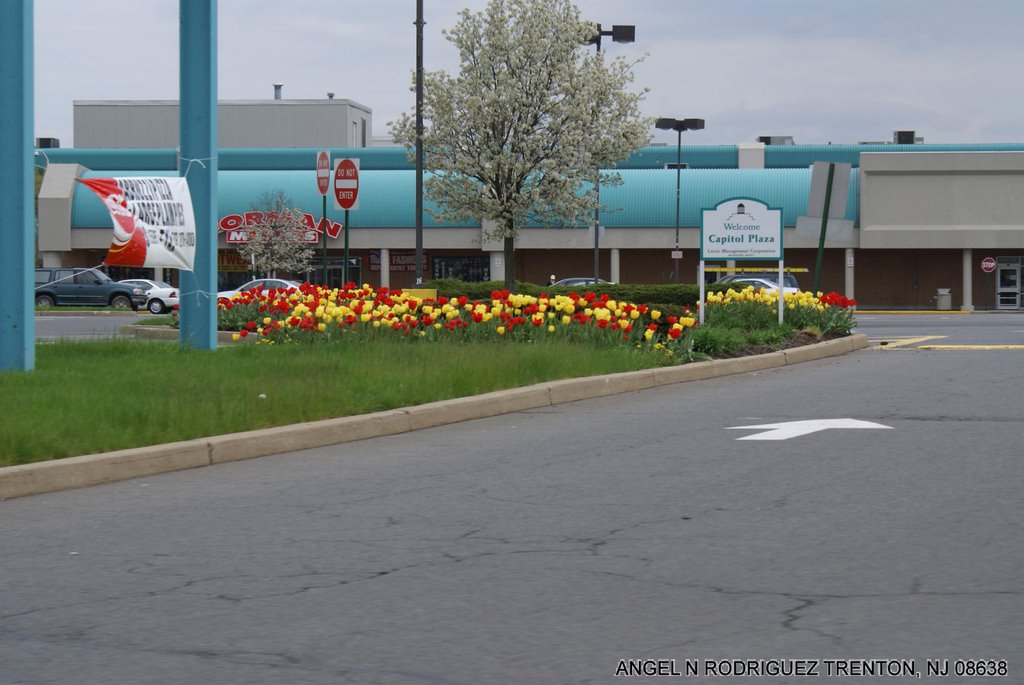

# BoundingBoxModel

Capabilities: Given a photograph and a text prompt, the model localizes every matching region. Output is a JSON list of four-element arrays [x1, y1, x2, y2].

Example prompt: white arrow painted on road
[[726, 418, 892, 441]]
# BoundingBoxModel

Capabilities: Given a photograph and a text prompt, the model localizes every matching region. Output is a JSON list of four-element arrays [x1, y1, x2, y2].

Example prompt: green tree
[[234, 192, 315, 278], [391, 0, 650, 289]]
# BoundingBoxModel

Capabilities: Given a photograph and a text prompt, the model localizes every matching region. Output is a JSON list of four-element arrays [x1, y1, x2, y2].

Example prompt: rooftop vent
[[273, 83, 283, 100]]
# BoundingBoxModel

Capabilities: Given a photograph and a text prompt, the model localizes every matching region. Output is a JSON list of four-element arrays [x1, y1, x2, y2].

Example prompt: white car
[[217, 278, 302, 301], [714, 274, 800, 294], [550, 277, 615, 287], [119, 279, 179, 314]]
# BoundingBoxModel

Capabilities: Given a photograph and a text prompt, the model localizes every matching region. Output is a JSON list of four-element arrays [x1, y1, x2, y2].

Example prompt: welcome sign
[[701, 198, 782, 261], [699, 198, 785, 325]]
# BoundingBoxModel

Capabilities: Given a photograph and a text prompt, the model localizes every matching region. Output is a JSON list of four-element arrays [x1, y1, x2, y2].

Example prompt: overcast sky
[[33, 0, 1024, 148]]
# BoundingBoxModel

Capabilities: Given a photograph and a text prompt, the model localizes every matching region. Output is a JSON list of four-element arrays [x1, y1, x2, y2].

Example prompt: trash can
[[936, 288, 952, 310]]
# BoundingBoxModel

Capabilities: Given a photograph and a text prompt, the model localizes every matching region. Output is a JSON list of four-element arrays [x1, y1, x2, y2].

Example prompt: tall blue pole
[[0, 0, 35, 371], [178, 0, 218, 349]]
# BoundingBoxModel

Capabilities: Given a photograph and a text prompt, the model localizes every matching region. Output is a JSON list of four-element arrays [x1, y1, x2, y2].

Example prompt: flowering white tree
[[390, 0, 650, 289], [234, 192, 315, 278]]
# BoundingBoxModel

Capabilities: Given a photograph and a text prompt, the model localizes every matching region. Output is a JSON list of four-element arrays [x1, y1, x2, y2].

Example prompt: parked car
[[118, 279, 179, 314], [217, 278, 302, 301], [34, 267, 147, 310], [550, 277, 615, 287], [714, 273, 800, 294]]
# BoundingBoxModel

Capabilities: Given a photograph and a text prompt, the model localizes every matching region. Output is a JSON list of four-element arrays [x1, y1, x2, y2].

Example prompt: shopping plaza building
[[36, 98, 1024, 310]]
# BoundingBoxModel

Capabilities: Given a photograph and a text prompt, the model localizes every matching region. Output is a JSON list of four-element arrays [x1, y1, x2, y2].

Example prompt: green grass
[[0, 339, 662, 467]]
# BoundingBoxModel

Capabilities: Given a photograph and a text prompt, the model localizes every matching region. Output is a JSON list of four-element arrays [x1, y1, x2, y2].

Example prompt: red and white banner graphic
[[78, 177, 196, 271]]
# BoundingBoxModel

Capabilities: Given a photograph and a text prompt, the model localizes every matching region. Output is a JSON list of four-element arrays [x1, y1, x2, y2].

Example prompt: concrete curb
[[37, 310, 150, 317], [124, 325, 242, 344], [1, 334, 867, 501]]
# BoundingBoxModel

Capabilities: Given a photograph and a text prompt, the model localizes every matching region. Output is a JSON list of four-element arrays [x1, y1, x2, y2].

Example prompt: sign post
[[701, 198, 783, 324], [805, 161, 852, 293], [315, 150, 330, 285], [333, 158, 359, 286]]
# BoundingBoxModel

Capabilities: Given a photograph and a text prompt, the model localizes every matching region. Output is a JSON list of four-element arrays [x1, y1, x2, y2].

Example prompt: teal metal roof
[[599, 168, 858, 227], [617, 145, 739, 169], [46, 142, 1024, 176], [72, 167, 858, 230], [47, 144, 739, 171], [43, 148, 178, 171], [765, 143, 1024, 168], [43, 147, 413, 171]]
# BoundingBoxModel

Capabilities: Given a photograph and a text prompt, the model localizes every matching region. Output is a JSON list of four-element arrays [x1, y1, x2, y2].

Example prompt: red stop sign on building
[[332, 158, 360, 211], [981, 256, 997, 273], [316, 150, 331, 196]]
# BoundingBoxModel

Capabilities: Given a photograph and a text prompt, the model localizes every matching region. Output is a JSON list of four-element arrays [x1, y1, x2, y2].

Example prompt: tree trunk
[[503, 230, 516, 291]]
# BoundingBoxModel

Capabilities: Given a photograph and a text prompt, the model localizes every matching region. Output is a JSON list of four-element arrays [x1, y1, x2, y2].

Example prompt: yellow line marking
[[856, 311, 972, 315], [919, 345, 1024, 350], [870, 335, 946, 349]]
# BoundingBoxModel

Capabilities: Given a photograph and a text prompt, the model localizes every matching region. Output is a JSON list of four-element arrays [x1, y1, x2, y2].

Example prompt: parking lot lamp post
[[655, 117, 704, 283], [588, 24, 634, 282]]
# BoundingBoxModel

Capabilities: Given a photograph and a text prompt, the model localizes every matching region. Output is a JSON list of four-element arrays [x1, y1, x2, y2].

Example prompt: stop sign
[[315, 150, 331, 196], [981, 256, 997, 273], [332, 158, 360, 211]]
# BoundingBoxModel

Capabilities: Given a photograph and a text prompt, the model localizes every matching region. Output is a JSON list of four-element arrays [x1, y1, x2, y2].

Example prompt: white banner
[[78, 177, 196, 271]]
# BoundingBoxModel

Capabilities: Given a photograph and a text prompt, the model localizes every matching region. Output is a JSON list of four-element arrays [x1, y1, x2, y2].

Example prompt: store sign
[[369, 251, 426, 272], [218, 250, 251, 273], [701, 198, 782, 261], [218, 212, 342, 244]]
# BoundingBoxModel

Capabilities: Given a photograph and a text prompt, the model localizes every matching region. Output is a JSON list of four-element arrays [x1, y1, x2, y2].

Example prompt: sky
[[32, 0, 1024, 148]]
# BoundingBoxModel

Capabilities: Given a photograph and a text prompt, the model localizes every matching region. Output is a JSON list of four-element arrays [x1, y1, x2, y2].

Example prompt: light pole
[[588, 23, 634, 282], [655, 117, 704, 283], [414, 0, 425, 285]]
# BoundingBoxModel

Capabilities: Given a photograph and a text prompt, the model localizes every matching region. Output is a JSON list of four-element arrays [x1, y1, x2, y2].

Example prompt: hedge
[[422, 279, 738, 312]]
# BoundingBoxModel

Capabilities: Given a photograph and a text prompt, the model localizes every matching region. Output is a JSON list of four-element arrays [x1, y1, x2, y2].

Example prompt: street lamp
[[588, 23, 635, 282], [655, 117, 705, 283], [414, 0, 425, 285]]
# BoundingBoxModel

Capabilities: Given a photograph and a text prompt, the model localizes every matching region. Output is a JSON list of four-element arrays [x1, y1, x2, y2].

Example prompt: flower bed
[[213, 283, 857, 362]]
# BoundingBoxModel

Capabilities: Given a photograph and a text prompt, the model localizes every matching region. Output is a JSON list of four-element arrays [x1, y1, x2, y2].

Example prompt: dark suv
[[34, 268, 147, 310]]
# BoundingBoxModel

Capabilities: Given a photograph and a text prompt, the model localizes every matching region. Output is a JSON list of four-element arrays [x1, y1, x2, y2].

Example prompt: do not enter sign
[[316, 150, 331, 196], [333, 158, 360, 211], [981, 256, 997, 273]]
